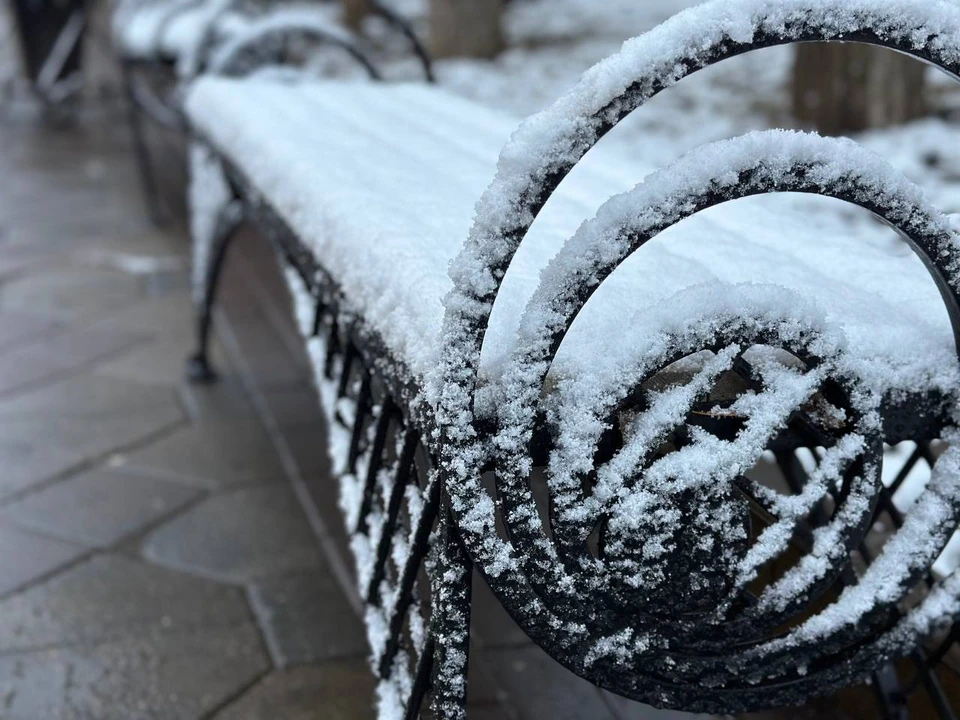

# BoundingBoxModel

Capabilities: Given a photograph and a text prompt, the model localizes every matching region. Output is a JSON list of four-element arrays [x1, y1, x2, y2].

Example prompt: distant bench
[[111, 0, 431, 222], [183, 1, 960, 717]]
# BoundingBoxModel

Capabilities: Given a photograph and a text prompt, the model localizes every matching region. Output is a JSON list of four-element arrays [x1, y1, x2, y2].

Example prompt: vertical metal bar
[[186, 200, 243, 384], [871, 664, 909, 720], [355, 397, 397, 536], [367, 428, 419, 604], [120, 61, 166, 226], [336, 342, 357, 400], [311, 299, 325, 338], [403, 635, 436, 720], [428, 506, 473, 720], [347, 372, 373, 474], [379, 476, 441, 679], [915, 651, 957, 720], [324, 315, 340, 380]]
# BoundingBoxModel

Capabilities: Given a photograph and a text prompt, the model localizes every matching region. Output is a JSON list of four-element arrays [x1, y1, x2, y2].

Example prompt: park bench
[[112, 0, 432, 222], [183, 0, 960, 717]]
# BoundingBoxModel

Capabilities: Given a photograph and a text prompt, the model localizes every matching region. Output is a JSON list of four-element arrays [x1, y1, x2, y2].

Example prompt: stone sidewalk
[[0, 108, 374, 719], [0, 106, 875, 720]]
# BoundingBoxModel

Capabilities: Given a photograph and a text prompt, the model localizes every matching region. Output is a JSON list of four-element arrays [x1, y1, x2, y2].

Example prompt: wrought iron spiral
[[433, 0, 960, 712]]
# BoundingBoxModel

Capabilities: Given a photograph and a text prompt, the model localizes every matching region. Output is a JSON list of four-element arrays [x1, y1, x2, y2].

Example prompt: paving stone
[[0, 310, 64, 351], [2, 265, 143, 320], [0, 374, 183, 501], [0, 425, 85, 502], [260, 384, 327, 433], [181, 372, 264, 421], [465, 706, 520, 720], [0, 371, 182, 425], [471, 572, 531, 650], [91, 293, 229, 386], [218, 277, 312, 390], [0, 625, 269, 720], [248, 568, 368, 667], [0, 554, 253, 652], [87, 284, 193, 337], [0, 524, 86, 597], [226, 342, 314, 391], [467, 651, 514, 708], [0, 244, 63, 281], [282, 424, 336, 484], [601, 690, 721, 720], [213, 662, 376, 720], [473, 646, 618, 720], [119, 421, 287, 489], [142, 485, 322, 583], [92, 334, 207, 387], [0, 467, 200, 548], [0, 324, 147, 397], [744, 691, 867, 720]]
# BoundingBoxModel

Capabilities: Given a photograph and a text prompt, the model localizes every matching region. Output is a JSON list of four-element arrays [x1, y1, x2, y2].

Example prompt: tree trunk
[[341, 0, 376, 30], [792, 43, 927, 135], [430, 0, 505, 59]]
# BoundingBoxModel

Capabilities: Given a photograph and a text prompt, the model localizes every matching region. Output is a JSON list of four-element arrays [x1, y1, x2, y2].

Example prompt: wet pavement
[[0, 107, 373, 719]]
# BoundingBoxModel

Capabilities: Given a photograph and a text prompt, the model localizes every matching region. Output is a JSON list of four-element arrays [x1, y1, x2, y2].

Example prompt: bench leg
[[186, 200, 244, 384], [425, 510, 472, 720], [120, 60, 167, 226]]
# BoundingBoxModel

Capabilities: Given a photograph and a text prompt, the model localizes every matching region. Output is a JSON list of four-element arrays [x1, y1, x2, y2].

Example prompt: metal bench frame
[[116, 0, 433, 223], [187, 4, 960, 718]]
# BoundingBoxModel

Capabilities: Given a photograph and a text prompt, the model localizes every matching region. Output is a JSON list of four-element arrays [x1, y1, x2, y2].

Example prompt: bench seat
[[184, 76, 958, 402]]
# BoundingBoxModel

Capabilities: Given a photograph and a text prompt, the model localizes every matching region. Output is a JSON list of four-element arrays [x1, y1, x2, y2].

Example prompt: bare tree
[[341, 0, 376, 30], [430, 0, 505, 59], [793, 44, 927, 135]]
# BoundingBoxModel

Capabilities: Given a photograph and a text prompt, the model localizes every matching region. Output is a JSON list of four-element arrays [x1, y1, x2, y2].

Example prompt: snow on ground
[[430, 0, 960, 206]]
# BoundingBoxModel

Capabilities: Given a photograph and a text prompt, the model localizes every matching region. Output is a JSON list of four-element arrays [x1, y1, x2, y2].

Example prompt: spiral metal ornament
[[433, 1, 960, 712]]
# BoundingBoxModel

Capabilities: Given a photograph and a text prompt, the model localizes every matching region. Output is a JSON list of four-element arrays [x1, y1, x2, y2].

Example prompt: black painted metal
[[211, 24, 383, 80], [194, 150, 960, 717], [118, 0, 433, 224], [370, 0, 435, 83], [365, 427, 419, 605], [429, 9, 960, 715], [186, 6, 960, 718], [186, 198, 244, 382], [10, 0, 86, 89], [120, 59, 169, 225]]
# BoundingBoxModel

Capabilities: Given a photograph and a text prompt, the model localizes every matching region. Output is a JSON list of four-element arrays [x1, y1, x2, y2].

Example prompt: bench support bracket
[[186, 198, 245, 384]]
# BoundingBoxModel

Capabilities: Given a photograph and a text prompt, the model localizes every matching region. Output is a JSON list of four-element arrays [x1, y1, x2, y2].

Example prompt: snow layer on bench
[[185, 77, 958, 400]]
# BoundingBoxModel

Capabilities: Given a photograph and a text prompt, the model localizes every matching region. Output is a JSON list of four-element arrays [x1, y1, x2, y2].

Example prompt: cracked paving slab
[[141, 485, 323, 584], [0, 554, 254, 652], [0, 374, 184, 502], [0, 625, 269, 720], [0, 467, 201, 548]]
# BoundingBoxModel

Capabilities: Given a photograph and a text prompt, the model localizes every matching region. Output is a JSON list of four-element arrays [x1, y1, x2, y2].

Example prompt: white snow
[[764, 428, 960, 651], [187, 0, 960, 704], [114, 0, 248, 62], [186, 78, 960, 406]]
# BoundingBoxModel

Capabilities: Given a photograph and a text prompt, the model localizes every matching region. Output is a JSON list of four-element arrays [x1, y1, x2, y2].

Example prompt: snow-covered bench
[[185, 1, 960, 717], [112, 0, 432, 222]]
